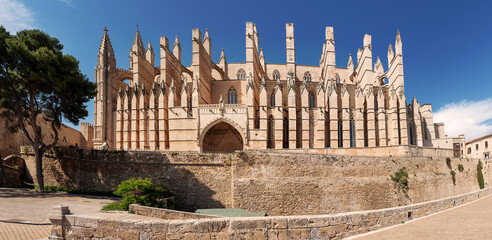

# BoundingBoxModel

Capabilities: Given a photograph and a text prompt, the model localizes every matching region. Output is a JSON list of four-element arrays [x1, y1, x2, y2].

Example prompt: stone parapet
[[50, 187, 492, 240], [129, 204, 219, 220]]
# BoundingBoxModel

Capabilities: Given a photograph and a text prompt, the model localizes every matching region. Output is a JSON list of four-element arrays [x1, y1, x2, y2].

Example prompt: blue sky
[[1, 0, 491, 140]]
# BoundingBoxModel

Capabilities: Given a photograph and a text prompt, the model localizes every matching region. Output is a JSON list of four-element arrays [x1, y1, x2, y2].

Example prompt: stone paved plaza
[[0, 188, 116, 240], [1, 187, 492, 239], [351, 194, 492, 240]]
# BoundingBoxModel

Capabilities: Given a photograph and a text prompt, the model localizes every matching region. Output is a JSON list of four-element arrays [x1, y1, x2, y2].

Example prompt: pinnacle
[[99, 27, 114, 56], [132, 28, 145, 53]]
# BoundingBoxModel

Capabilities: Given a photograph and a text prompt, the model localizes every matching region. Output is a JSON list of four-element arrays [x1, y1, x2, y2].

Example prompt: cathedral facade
[[88, 22, 448, 153]]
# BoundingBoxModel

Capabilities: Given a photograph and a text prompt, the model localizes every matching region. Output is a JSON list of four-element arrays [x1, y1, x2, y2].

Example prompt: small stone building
[[82, 23, 451, 153]]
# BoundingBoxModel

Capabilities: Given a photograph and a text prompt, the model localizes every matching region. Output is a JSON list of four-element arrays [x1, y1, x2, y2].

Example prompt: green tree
[[0, 26, 96, 191]]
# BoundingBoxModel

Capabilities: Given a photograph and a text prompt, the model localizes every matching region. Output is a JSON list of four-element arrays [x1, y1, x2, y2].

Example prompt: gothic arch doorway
[[201, 121, 244, 153]]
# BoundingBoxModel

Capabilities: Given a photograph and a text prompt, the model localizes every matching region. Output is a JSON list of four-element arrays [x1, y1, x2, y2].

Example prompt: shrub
[[446, 158, 452, 169], [109, 178, 172, 211], [169, 152, 178, 156], [390, 167, 409, 194], [477, 160, 485, 189], [23, 146, 28, 155], [34, 185, 69, 192], [101, 202, 124, 211], [450, 170, 456, 186], [458, 164, 464, 173]]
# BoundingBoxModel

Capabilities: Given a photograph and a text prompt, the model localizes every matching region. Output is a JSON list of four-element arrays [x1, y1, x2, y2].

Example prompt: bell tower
[[93, 27, 116, 148]]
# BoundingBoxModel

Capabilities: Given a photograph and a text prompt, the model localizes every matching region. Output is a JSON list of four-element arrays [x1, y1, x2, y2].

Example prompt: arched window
[[273, 70, 280, 81], [303, 72, 312, 82], [308, 92, 315, 108], [227, 87, 238, 104], [270, 91, 276, 107], [237, 69, 246, 80], [122, 78, 131, 85]]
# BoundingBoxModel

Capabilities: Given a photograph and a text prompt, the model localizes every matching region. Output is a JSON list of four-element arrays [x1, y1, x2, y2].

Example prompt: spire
[[173, 35, 181, 62], [145, 41, 155, 66], [146, 40, 153, 52], [387, 43, 394, 67], [219, 48, 227, 73], [347, 53, 353, 69], [173, 35, 180, 48], [203, 29, 212, 56], [259, 48, 265, 70], [395, 30, 402, 55], [132, 28, 145, 54], [220, 49, 225, 61], [412, 96, 419, 107], [98, 27, 116, 67], [219, 48, 226, 64], [375, 56, 383, 75], [396, 30, 401, 44], [375, 56, 382, 68]]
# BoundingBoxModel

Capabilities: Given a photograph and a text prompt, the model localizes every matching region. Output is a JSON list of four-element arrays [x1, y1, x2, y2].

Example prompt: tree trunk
[[0, 154, 6, 187], [34, 149, 45, 192]]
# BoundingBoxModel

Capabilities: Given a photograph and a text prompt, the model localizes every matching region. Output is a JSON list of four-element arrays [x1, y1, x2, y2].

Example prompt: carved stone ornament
[[260, 74, 267, 93], [355, 85, 362, 97], [300, 80, 307, 94], [399, 86, 404, 99], [341, 80, 348, 96], [366, 84, 373, 98], [181, 83, 188, 96], [160, 81, 166, 94], [287, 75, 295, 94], [246, 75, 254, 93], [328, 81, 337, 97], [170, 79, 176, 93], [377, 87, 383, 99], [193, 75, 200, 93], [317, 77, 325, 94]]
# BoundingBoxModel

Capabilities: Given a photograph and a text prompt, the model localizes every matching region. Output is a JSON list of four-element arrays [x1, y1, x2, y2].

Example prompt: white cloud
[[0, 0, 34, 33], [434, 98, 492, 141], [58, 0, 76, 8]]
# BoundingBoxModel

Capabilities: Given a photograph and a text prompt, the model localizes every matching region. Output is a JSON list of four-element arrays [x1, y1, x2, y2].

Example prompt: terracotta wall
[[0, 116, 88, 157]]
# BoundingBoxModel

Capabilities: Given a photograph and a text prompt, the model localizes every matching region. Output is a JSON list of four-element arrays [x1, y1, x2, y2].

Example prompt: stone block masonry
[[49, 188, 492, 239], [129, 204, 219, 220], [23, 147, 492, 215]]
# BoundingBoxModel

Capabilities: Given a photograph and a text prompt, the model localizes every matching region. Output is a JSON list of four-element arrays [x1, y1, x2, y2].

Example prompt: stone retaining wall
[[49, 187, 492, 240], [22, 148, 492, 215], [129, 204, 218, 220]]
